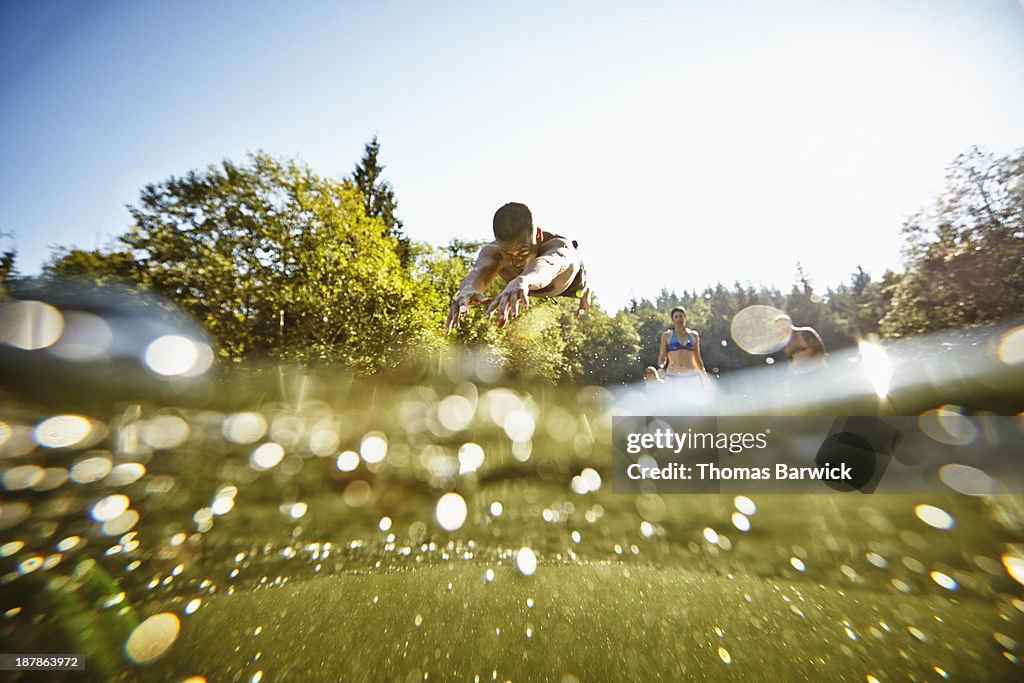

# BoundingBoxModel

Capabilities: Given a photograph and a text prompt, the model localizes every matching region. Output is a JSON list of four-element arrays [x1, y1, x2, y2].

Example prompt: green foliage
[[44, 151, 440, 371], [574, 308, 642, 385], [353, 136, 410, 265], [44, 248, 143, 285], [881, 147, 1024, 337]]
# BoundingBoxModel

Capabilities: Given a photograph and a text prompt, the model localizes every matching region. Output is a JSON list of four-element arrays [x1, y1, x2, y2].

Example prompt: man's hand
[[486, 277, 529, 329], [446, 290, 492, 334]]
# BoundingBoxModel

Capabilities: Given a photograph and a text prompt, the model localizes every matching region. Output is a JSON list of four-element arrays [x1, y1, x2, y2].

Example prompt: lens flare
[[92, 494, 130, 522], [730, 305, 790, 354], [0, 300, 64, 350], [436, 492, 468, 531], [336, 451, 360, 472], [49, 311, 113, 360], [250, 443, 285, 470], [458, 443, 485, 474], [144, 335, 213, 377], [360, 433, 388, 464], [918, 407, 977, 446], [938, 464, 996, 496], [914, 504, 955, 530], [222, 412, 268, 444], [34, 415, 92, 449], [516, 547, 538, 576], [503, 410, 535, 443], [124, 613, 181, 664], [997, 326, 1024, 365], [857, 339, 893, 399], [142, 415, 191, 449]]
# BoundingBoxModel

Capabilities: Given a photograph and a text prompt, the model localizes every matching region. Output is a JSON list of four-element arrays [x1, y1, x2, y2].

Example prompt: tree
[[881, 147, 1024, 337], [353, 136, 410, 265], [0, 248, 16, 301], [45, 248, 143, 285], [47, 152, 438, 370]]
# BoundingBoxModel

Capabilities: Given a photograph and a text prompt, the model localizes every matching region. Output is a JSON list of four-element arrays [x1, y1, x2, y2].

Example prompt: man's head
[[493, 203, 540, 243], [493, 202, 542, 269]]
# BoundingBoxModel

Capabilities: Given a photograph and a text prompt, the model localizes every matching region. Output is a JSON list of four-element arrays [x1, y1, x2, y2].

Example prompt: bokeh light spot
[[0, 300, 64, 350], [125, 613, 181, 664], [436, 492, 468, 531]]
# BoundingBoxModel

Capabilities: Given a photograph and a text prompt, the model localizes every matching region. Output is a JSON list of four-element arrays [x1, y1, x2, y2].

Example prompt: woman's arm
[[692, 330, 712, 387]]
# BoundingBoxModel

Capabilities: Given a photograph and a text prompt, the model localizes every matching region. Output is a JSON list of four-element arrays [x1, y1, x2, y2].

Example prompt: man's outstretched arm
[[446, 246, 501, 334], [485, 243, 574, 328]]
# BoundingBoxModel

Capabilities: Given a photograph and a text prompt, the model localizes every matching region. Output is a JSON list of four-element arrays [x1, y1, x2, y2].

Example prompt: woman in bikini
[[657, 306, 712, 390]]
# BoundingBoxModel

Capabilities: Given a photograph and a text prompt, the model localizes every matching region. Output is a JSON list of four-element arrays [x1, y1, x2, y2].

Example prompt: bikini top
[[666, 330, 695, 352]]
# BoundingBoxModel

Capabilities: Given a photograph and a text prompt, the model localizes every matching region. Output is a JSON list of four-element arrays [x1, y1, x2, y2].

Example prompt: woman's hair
[[669, 306, 687, 321]]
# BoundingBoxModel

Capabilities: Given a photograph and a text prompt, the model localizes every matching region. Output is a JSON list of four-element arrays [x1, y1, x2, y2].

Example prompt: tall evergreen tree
[[353, 136, 410, 265], [0, 247, 16, 301]]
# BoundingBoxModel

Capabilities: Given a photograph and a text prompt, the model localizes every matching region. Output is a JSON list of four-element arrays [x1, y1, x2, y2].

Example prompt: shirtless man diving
[[445, 202, 591, 333]]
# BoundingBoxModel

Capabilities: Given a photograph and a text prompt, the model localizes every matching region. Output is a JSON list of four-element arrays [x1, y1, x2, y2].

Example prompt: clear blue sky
[[2, 0, 1023, 311]]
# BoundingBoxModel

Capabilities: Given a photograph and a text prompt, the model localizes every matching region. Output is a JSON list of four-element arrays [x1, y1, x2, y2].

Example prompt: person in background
[[774, 314, 828, 375], [643, 365, 665, 388], [657, 306, 711, 390]]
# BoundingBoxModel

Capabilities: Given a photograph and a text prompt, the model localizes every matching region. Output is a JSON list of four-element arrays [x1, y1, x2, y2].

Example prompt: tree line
[[1, 141, 1021, 385]]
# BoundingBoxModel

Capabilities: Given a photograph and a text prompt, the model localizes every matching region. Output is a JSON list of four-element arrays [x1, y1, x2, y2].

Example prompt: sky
[[2, 0, 1023, 312]]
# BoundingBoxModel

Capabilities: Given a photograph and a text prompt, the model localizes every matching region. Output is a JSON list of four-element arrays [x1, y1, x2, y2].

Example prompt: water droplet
[[930, 571, 957, 590], [250, 443, 285, 470], [0, 300, 64, 349], [92, 494, 130, 522], [360, 433, 388, 464], [436, 493, 467, 531], [125, 613, 180, 664], [222, 412, 267, 444], [458, 443, 485, 473], [908, 626, 927, 642], [516, 547, 537, 576], [994, 632, 1019, 651], [865, 552, 888, 569], [336, 451, 360, 472], [1001, 553, 1024, 586], [914, 504, 955, 530], [34, 415, 92, 449]]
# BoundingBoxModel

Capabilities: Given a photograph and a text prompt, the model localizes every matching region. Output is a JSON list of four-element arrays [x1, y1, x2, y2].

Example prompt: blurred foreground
[[1, 292, 1024, 681]]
